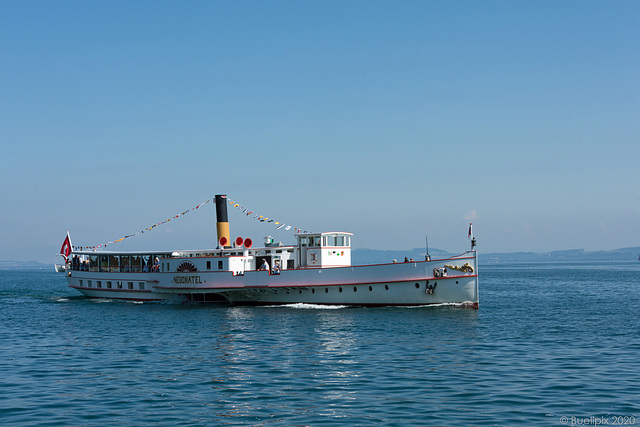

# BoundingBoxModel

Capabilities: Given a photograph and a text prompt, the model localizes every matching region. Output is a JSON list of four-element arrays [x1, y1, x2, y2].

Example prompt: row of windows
[[72, 254, 168, 273], [73, 248, 297, 273], [271, 281, 455, 295], [269, 284, 413, 294], [79, 279, 145, 290], [157, 260, 225, 272], [298, 235, 350, 247], [311, 285, 378, 294]]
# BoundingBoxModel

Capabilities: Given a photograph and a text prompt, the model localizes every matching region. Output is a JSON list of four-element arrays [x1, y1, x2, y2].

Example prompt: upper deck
[[68, 231, 354, 275]]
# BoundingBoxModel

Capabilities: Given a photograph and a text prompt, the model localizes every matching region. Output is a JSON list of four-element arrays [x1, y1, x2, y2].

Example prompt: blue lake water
[[1, 262, 639, 426]]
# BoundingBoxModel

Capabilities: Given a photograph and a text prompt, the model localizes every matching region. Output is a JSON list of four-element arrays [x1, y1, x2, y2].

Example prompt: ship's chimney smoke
[[215, 194, 231, 248]]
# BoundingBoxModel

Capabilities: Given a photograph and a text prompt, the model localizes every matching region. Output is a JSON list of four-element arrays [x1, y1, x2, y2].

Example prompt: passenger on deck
[[259, 259, 270, 272], [153, 257, 160, 272], [272, 261, 281, 275]]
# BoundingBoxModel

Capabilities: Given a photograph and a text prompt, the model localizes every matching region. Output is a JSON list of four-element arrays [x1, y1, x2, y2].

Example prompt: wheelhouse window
[[323, 234, 348, 247]]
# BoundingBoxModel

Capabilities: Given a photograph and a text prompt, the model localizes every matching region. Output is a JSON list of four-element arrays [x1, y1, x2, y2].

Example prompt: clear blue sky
[[1, 1, 638, 263]]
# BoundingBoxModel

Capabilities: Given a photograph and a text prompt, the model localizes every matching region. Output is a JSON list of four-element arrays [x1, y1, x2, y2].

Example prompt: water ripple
[[1, 264, 639, 425]]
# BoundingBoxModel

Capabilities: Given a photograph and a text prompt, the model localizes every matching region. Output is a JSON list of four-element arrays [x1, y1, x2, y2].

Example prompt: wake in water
[[265, 302, 473, 310], [275, 303, 349, 310]]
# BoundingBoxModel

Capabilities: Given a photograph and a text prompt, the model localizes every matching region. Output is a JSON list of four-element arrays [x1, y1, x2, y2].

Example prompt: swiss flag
[[60, 233, 72, 259]]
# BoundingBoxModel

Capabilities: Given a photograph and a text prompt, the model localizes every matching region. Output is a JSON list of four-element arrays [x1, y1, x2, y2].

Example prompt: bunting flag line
[[226, 197, 310, 235], [74, 196, 309, 252], [77, 199, 212, 251]]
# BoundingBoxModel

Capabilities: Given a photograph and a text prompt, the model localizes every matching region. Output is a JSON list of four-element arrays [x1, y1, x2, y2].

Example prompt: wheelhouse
[[296, 232, 353, 268]]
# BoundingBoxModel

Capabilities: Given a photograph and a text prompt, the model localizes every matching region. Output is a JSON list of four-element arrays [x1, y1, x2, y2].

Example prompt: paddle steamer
[[58, 195, 479, 307]]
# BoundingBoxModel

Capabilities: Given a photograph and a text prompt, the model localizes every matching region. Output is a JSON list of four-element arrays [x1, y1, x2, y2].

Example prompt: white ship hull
[[65, 254, 478, 307]]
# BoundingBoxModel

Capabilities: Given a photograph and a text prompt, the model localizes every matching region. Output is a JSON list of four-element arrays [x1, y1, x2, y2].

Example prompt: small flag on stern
[[60, 232, 72, 259], [468, 223, 473, 239]]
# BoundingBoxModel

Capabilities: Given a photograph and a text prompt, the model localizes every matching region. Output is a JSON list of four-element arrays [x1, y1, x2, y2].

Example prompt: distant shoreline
[[353, 247, 640, 265], [0, 261, 51, 270], [2, 246, 639, 270]]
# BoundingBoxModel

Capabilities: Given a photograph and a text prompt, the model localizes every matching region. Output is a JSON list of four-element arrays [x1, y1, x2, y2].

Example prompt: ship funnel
[[215, 194, 231, 248]]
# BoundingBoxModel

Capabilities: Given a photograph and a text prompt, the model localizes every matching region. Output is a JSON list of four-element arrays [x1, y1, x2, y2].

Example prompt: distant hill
[[0, 260, 49, 270], [353, 247, 640, 265], [481, 247, 640, 263]]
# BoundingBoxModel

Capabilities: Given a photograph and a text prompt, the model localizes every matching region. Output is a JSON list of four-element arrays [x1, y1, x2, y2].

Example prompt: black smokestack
[[215, 194, 230, 247]]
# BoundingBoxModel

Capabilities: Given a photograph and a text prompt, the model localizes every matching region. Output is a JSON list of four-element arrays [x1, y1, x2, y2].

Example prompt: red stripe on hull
[[154, 274, 477, 291]]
